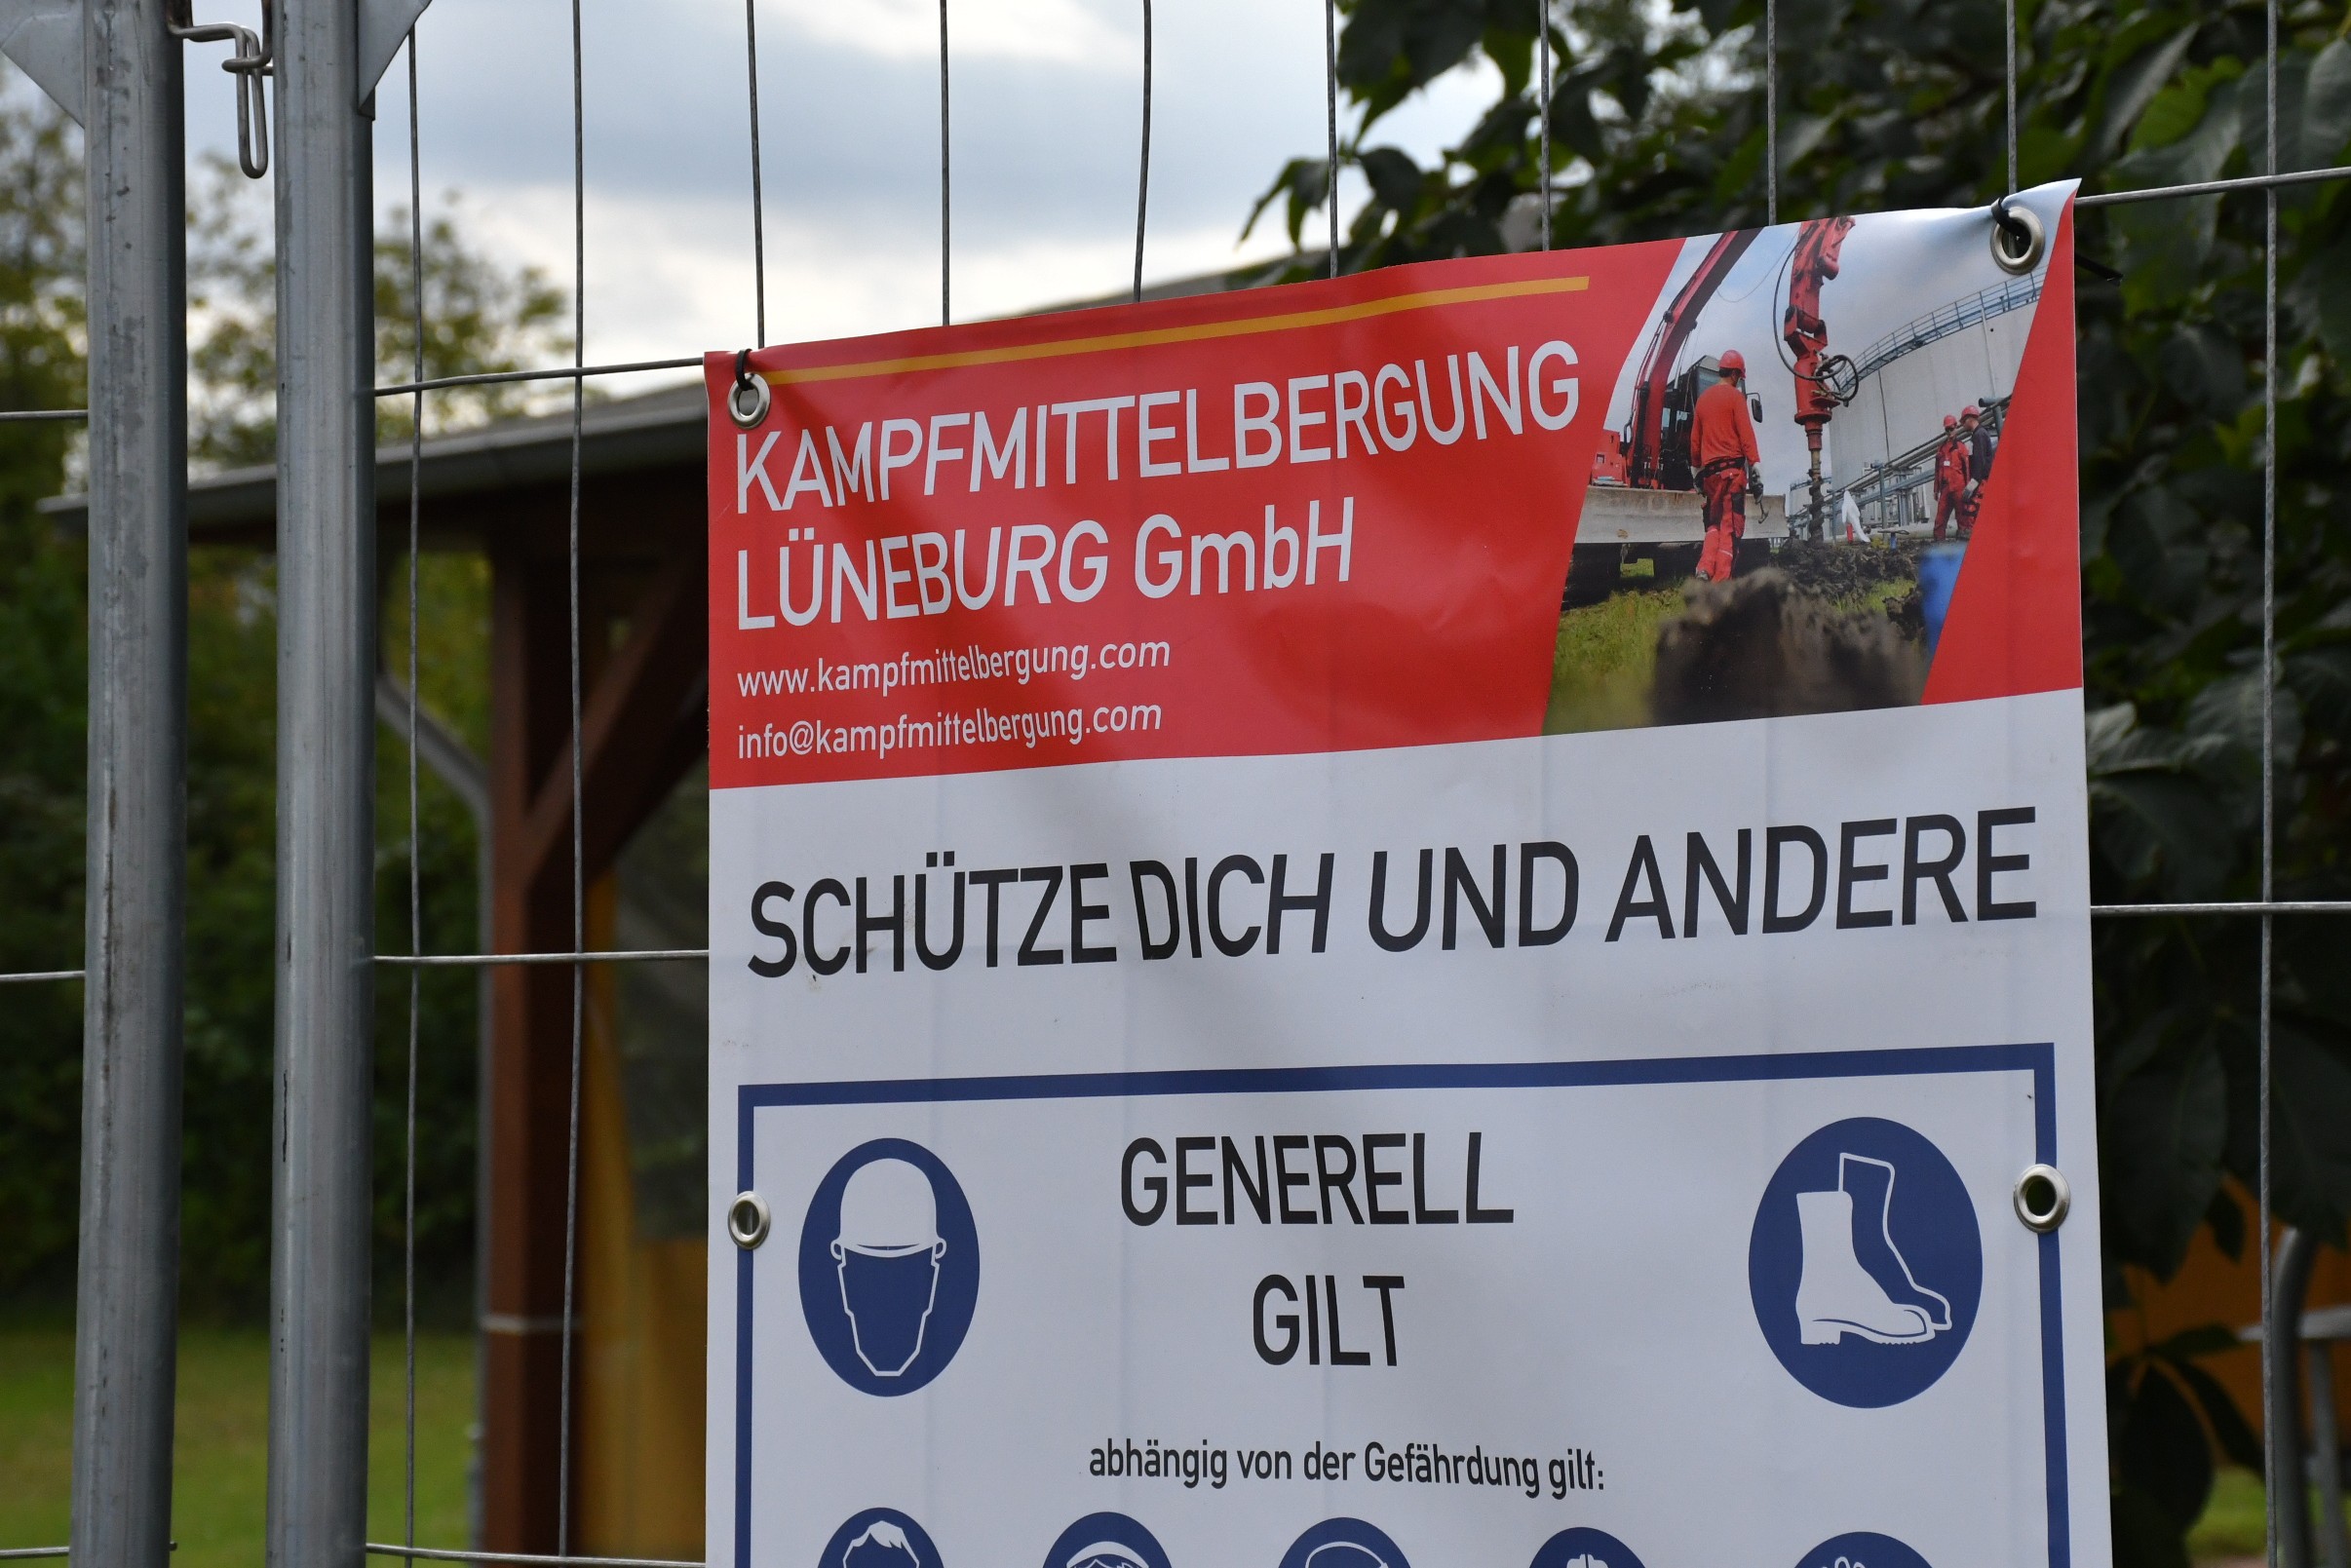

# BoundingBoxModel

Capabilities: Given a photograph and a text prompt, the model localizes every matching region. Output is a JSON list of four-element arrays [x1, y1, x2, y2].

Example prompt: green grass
[[2190, 1468, 2269, 1559], [1844, 577, 1913, 617], [0, 1325, 2321, 1563], [2187, 1466, 2351, 1561], [0, 1327, 474, 1567], [1541, 562, 1923, 737], [1543, 584, 1684, 734]]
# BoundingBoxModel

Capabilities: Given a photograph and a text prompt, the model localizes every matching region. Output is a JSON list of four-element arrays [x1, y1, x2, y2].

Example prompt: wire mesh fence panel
[[12, 0, 2351, 1563]]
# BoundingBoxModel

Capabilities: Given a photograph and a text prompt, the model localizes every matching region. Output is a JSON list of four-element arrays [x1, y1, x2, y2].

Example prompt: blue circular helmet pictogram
[[1043, 1512, 1173, 1568], [821, 1509, 943, 1568], [1528, 1527, 1646, 1568], [798, 1139, 980, 1396], [1793, 1532, 1933, 1568], [1749, 1117, 1983, 1408], [1277, 1518, 1410, 1568]]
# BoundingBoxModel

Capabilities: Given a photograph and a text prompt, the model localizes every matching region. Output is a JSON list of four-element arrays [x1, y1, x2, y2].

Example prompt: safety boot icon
[[1793, 1153, 1952, 1346]]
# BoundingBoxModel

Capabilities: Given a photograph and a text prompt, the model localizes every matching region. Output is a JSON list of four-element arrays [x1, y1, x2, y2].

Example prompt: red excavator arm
[[1783, 213, 1856, 531], [1784, 214, 1854, 434], [1616, 228, 1759, 487]]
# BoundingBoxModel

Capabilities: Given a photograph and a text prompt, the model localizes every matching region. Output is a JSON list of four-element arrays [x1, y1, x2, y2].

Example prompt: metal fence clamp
[[165, 0, 269, 177]]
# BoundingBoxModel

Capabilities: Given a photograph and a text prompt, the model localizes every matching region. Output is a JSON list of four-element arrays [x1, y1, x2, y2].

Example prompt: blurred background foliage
[[0, 77, 564, 1322], [1253, 0, 2351, 1558]]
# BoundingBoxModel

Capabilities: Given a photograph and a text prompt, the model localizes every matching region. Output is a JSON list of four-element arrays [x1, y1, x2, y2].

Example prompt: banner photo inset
[[705, 183, 2103, 1568]]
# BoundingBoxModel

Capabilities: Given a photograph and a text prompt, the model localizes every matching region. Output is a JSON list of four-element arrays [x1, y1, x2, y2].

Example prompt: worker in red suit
[[1932, 413, 1968, 541], [1956, 404, 1994, 536], [1692, 350, 1762, 582]]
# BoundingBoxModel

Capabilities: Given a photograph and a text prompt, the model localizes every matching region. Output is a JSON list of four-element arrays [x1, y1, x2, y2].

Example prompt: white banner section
[[708, 690, 2103, 1568]]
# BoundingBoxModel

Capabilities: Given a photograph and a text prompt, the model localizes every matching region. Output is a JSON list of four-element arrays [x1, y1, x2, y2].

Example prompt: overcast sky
[[155, 0, 1499, 396]]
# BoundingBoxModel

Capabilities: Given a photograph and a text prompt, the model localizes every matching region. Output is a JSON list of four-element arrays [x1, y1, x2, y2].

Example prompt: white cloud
[[775, 0, 1134, 66], [149, 0, 1509, 383], [462, 176, 1300, 385]]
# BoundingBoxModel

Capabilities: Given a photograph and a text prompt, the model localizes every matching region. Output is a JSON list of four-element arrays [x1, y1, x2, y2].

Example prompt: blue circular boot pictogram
[[1749, 1117, 1982, 1407]]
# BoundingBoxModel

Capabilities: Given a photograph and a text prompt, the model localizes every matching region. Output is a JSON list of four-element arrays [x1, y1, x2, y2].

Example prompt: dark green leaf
[[2110, 1483, 2194, 1568], [1358, 146, 1427, 211], [2114, 1363, 2216, 1531], [2304, 38, 2351, 170], [2284, 645, 2351, 738], [2270, 1025, 2351, 1242], [2092, 27, 2203, 165], [2144, 1322, 2240, 1361], [2204, 1185, 2244, 1261], [2171, 1357, 2263, 1471], [2102, 1046, 2226, 1279]]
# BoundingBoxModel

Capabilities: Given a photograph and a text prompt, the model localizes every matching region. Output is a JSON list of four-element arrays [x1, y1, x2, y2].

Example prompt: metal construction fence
[[0, 0, 2347, 1565]]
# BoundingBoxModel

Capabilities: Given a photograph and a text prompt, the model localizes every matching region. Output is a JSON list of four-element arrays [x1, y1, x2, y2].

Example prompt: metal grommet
[[727, 1190, 772, 1249], [727, 372, 772, 431], [1990, 200, 2046, 276], [2013, 1164, 2070, 1233]]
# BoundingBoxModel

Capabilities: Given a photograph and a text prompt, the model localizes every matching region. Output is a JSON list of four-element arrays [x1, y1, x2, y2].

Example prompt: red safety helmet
[[1719, 349, 1747, 375], [1961, 403, 1982, 420], [1943, 414, 1958, 430]]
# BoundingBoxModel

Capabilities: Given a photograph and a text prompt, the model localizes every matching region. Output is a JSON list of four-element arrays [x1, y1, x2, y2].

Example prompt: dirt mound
[[1652, 569, 1923, 725], [1884, 587, 1925, 643], [1770, 538, 1921, 601]]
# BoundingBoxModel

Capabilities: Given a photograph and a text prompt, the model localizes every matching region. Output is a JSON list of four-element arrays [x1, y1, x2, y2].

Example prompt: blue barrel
[[1919, 543, 1965, 664]]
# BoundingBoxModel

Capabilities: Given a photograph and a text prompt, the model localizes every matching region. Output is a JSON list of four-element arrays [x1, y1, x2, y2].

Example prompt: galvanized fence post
[[265, 0, 378, 1562], [70, 2, 189, 1566]]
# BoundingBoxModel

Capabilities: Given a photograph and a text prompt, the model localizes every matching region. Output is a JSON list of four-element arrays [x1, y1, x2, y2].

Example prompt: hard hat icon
[[800, 1141, 980, 1396], [1280, 1516, 1411, 1568], [1064, 1545, 1150, 1568], [1304, 1546, 1392, 1568], [1718, 348, 1747, 375], [1943, 413, 1958, 430], [834, 1158, 943, 1259], [829, 1156, 948, 1378]]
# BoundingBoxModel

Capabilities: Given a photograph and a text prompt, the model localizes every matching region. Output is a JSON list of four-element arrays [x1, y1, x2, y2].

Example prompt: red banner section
[[1920, 203, 2082, 705], [708, 199, 2078, 788], [708, 248, 1678, 785]]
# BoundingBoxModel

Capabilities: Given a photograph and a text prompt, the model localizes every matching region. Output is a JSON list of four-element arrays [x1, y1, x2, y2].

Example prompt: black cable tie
[[1991, 193, 2029, 243]]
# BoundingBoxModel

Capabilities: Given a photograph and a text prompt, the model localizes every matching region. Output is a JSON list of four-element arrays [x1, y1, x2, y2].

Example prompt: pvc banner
[[704, 181, 2102, 1568]]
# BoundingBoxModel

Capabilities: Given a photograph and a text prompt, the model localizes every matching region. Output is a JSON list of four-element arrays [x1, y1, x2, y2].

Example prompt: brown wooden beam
[[478, 512, 709, 1554], [517, 554, 708, 892], [482, 543, 581, 1553]]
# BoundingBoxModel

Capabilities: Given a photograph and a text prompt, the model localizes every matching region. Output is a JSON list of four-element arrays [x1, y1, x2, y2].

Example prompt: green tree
[[1259, 0, 2351, 1559], [0, 87, 91, 1309], [0, 92, 565, 1320], [188, 153, 571, 469]]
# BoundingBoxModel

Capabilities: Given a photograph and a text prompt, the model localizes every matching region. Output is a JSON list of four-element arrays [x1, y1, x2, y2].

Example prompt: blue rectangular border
[[731, 1042, 2066, 1568]]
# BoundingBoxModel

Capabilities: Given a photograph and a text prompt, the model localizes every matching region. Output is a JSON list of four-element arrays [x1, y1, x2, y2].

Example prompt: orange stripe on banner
[[763, 276, 1593, 386]]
